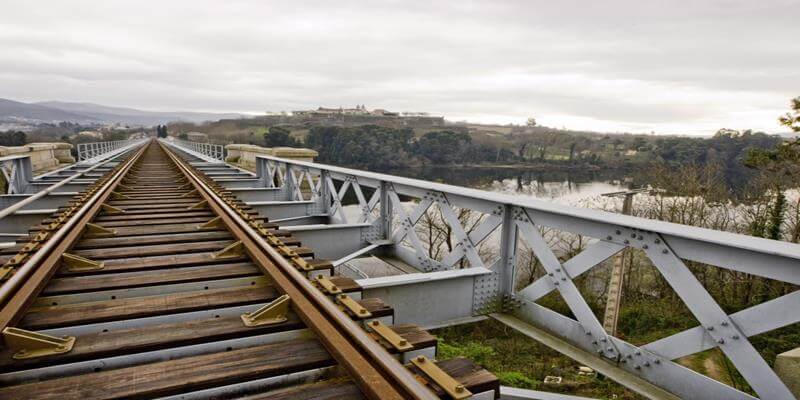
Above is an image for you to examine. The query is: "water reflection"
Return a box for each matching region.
[385,166,632,204]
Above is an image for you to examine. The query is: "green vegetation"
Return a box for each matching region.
[435,321,642,399]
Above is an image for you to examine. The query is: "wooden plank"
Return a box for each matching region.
[0,339,334,400]
[328,276,361,293]
[73,239,234,259]
[0,313,304,372]
[93,211,215,222]
[31,222,278,237]
[89,216,223,228]
[20,284,278,330]
[107,198,199,206]
[369,324,437,353]
[408,357,500,398]
[96,206,217,216]
[74,231,233,249]
[57,252,248,275]
[43,262,261,294]
[238,378,364,400]
[95,222,227,237]
[355,298,393,319]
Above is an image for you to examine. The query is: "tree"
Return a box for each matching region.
[778,96,800,132]
[413,131,471,164]
[263,126,299,147]
[742,97,800,239]
[305,125,414,169]
[526,117,537,127]
[0,131,27,146]
[178,133,188,140]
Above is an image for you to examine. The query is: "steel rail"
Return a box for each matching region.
[0,142,149,330]
[159,142,437,400]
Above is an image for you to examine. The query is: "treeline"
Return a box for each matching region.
[301,124,785,182]
[306,125,516,169]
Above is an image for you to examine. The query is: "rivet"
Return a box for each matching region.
[717,338,725,344]
[615,230,621,235]
[662,249,668,254]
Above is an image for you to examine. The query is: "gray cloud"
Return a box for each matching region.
[0,0,797,134]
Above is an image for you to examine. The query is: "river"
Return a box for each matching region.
[386,166,632,205]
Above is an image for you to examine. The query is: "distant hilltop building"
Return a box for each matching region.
[293,105,401,117]
[284,105,443,128]
[186,132,208,142]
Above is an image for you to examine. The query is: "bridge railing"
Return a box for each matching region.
[77,139,147,163]
[166,138,225,162]
[254,154,800,400]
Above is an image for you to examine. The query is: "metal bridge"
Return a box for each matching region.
[0,138,796,399]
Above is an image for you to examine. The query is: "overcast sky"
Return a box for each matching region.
[1,0,798,135]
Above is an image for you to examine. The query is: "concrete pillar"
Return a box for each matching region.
[224,144,318,171]
[775,347,800,398]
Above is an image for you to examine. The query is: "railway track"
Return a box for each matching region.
[0,139,499,399]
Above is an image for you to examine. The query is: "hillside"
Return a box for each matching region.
[0,98,98,124]
[0,98,247,126]
[35,101,245,125]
